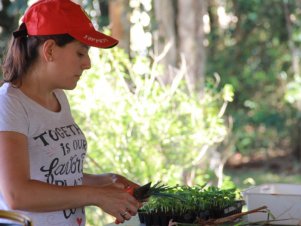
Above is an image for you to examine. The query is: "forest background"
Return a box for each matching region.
[1,0,301,225]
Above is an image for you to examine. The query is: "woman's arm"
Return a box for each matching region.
[83,173,140,188]
[0,131,139,223]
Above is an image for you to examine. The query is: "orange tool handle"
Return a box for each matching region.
[115,186,134,224]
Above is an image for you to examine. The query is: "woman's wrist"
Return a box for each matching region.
[111,174,139,188]
[110,173,130,187]
[110,173,119,183]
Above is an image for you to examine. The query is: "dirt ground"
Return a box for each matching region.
[225,150,298,174]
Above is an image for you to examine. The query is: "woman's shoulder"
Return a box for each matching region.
[0,83,29,134]
[0,82,11,94]
[0,83,22,101]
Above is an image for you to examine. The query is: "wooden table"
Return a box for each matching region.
[105,216,247,226]
[105,215,292,226]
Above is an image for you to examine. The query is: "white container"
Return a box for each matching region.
[243,183,301,225]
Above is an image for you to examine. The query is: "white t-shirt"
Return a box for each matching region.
[0,83,87,226]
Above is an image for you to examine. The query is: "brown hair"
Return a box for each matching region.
[1,26,75,86]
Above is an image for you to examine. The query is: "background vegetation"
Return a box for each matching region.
[2,0,301,225]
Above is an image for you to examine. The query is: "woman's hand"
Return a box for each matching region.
[83,173,142,222]
[92,183,140,223]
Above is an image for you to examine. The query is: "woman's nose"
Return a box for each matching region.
[82,56,91,70]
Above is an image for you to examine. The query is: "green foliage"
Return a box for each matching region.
[285,76,301,104]
[0,0,27,61]
[67,46,231,185]
[207,0,301,155]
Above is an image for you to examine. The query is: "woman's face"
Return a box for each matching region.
[47,40,91,90]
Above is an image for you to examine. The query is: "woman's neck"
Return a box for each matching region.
[19,78,61,112]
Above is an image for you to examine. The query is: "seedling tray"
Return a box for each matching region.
[138,200,244,226]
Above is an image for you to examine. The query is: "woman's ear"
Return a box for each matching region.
[41,39,56,62]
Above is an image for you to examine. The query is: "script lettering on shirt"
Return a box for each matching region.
[60,139,87,156]
[40,153,86,184]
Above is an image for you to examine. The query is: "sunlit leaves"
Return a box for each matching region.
[68,46,229,185]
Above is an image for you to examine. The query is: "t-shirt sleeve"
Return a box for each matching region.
[0,94,29,135]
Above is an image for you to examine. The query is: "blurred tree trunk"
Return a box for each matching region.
[108,0,130,53]
[153,0,207,94]
[177,0,207,94]
[153,0,177,84]
[283,0,301,160]
[177,0,209,184]
[207,0,221,60]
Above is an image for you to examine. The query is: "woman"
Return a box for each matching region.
[0,0,140,225]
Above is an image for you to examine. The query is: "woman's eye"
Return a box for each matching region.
[77,52,84,57]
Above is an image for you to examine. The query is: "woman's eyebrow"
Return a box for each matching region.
[82,44,90,50]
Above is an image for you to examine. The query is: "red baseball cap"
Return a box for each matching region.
[20,0,118,48]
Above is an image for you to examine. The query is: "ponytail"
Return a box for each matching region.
[2,34,29,85]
